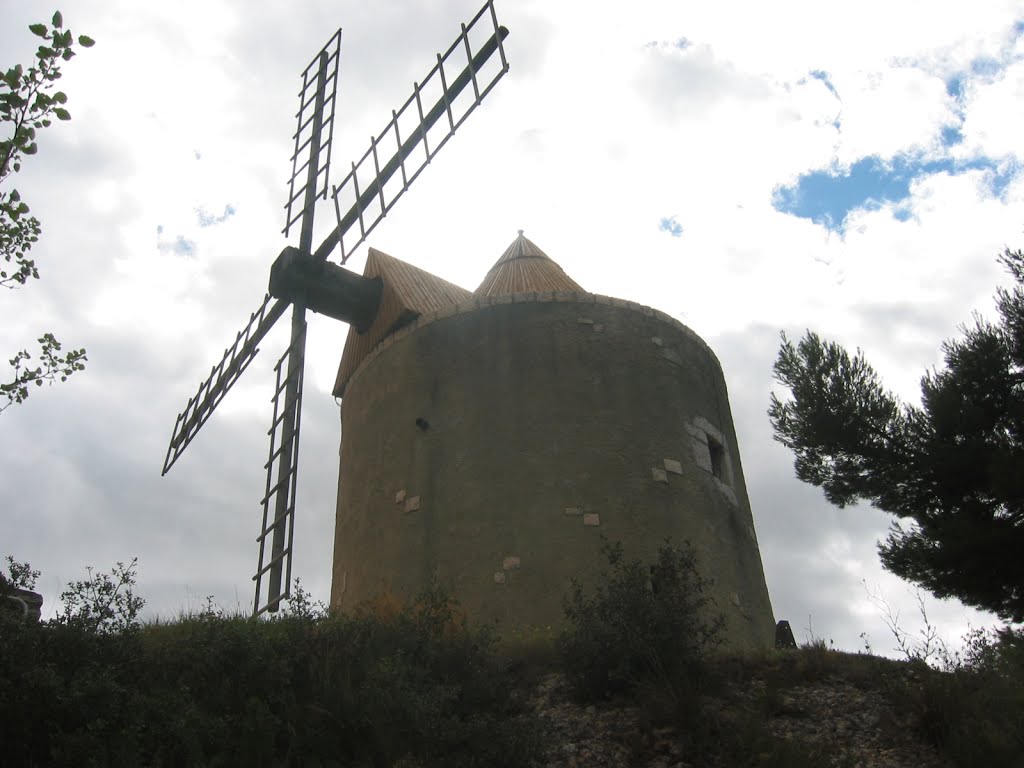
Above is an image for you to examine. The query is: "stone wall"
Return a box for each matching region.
[331,292,775,650]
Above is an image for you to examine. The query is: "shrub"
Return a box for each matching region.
[0,575,542,767]
[886,626,1024,768]
[559,538,724,701]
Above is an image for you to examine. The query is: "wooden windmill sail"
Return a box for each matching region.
[161,1,509,616]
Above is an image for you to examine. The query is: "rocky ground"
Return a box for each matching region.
[526,669,953,768]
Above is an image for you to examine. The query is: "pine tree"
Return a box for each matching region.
[769,248,1024,622]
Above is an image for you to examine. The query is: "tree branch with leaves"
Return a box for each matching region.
[1,11,92,413]
[769,248,1024,623]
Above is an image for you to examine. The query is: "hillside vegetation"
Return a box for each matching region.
[1,543,1021,767]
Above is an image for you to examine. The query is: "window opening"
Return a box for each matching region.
[707,434,727,483]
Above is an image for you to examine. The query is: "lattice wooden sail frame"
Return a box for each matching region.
[160,1,510,616]
[253,324,305,615]
[327,0,508,264]
[284,29,341,239]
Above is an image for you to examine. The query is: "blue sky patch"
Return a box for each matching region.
[157,235,197,257]
[773,154,1018,233]
[196,204,237,228]
[173,236,196,256]
[970,56,1003,77]
[809,69,840,100]
[659,216,683,237]
[945,75,964,99]
[940,125,963,147]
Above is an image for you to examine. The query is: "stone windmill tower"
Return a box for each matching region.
[330,232,776,649]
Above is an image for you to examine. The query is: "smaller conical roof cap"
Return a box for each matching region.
[474,231,583,296]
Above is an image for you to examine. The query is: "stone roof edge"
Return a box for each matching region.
[338,291,722,399]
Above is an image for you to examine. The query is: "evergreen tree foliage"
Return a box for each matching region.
[769,248,1024,622]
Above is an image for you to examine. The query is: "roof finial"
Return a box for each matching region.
[517,229,524,236]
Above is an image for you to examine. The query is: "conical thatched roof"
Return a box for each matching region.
[474,231,583,296]
[333,248,471,397]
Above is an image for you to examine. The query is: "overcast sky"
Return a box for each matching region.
[3,0,1023,655]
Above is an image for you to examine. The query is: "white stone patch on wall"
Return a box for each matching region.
[663,458,683,475]
[652,467,669,483]
[404,496,420,513]
[583,513,600,526]
[563,506,582,516]
[395,489,406,504]
[688,430,713,473]
[691,415,724,444]
[577,317,594,325]
[651,336,663,347]
[494,572,506,584]
[503,555,521,570]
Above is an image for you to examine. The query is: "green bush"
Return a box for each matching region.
[559,538,724,702]
[0,578,542,768]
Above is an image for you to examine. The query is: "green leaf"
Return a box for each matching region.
[28,23,47,37]
[54,107,71,121]
[53,91,67,103]
[2,66,20,88]
[52,11,63,28]
[62,48,74,61]
[78,35,95,48]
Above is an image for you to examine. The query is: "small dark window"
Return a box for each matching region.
[707,435,727,483]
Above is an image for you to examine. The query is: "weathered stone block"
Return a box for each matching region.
[503,555,521,570]
[663,458,683,475]
[652,467,668,483]
[691,438,713,472]
[582,513,600,526]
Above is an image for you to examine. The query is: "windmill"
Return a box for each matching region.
[161,1,509,616]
